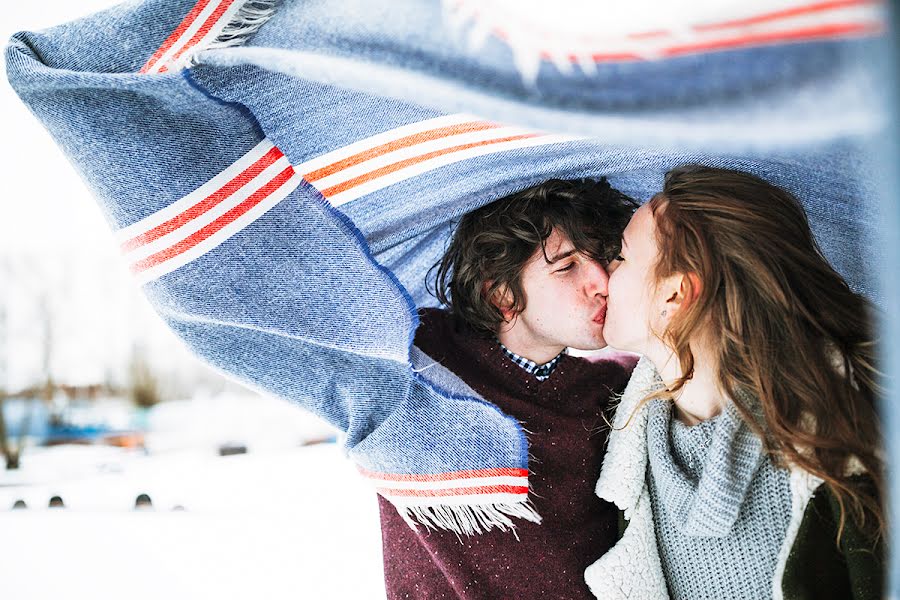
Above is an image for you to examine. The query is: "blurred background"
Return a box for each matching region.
[1,3,385,599]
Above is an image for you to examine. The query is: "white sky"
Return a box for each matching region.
[1,1,216,391]
[2,1,121,254]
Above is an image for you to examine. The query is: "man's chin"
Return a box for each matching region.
[568,337,608,354]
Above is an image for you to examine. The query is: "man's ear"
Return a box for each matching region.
[483,280,515,322]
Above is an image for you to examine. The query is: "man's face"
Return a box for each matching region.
[501,228,610,359]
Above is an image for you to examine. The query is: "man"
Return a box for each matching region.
[379,178,639,599]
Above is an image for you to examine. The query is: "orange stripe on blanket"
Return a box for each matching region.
[319,134,541,197]
[303,121,502,182]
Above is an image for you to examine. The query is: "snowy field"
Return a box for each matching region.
[0,443,386,600]
[0,393,388,600]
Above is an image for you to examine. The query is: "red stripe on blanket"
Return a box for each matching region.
[121,146,284,252]
[140,0,215,74]
[358,467,528,482]
[131,166,295,273]
[158,0,239,73]
[696,0,880,31]
[662,22,884,57]
[486,0,884,65]
[377,485,529,498]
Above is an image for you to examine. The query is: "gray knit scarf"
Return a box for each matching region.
[645,397,765,537]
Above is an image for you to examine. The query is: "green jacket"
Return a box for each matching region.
[780,477,883,600]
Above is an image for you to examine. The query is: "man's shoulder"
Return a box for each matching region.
[414,307,476,357]
[415,307,455,344]
[416,306,451,329]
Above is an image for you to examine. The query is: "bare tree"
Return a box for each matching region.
[0,257,60,469]
[0,258,17,468]
[128,343,161,408]
[0,258,27,469]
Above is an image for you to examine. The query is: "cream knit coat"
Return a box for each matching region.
[584,358,824,600]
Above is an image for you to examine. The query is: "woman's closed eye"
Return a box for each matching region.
[606,254,624,274]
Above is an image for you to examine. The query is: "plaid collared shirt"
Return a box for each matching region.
[498,342,565,381]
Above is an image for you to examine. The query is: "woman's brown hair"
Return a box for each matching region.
[649,165,884,542]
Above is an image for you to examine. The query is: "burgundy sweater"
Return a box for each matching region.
[378,308,637,600]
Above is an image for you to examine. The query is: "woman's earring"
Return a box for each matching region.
[660,310,667,317]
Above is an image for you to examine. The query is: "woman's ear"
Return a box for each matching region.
[664,272,702,316]
[685,272,702,305]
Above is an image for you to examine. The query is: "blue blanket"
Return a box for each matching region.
[6,0,895,537]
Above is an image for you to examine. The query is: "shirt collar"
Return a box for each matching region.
[497,342,565,381]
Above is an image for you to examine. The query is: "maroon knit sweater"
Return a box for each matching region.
[378,308,637,600]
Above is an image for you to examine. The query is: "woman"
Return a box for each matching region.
[585,165,884,600]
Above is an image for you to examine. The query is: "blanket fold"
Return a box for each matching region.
[5,0,890,534]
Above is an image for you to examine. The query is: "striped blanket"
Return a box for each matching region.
[5,0,891,533]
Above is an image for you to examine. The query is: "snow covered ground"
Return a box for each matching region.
[0,395,388,600]
[0,444,386,600]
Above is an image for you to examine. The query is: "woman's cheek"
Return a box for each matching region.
[604,289,626,347]
[607,270,621,301]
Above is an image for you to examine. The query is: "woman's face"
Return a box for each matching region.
[604,203,670,356]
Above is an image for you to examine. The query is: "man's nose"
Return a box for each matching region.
[584,259,610,297]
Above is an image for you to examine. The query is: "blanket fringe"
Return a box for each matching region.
[201,0,282,54]
[396,500,541,539]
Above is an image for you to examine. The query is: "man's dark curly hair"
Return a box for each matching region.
[430,178,637,336]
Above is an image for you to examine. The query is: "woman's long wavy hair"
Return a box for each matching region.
[649,165,884,542]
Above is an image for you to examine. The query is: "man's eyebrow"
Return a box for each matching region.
[546,248,577,264]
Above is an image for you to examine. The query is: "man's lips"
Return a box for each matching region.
[593,305,607,325]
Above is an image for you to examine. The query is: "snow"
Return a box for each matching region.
[0,444,387,600]
[0,394,387,599]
